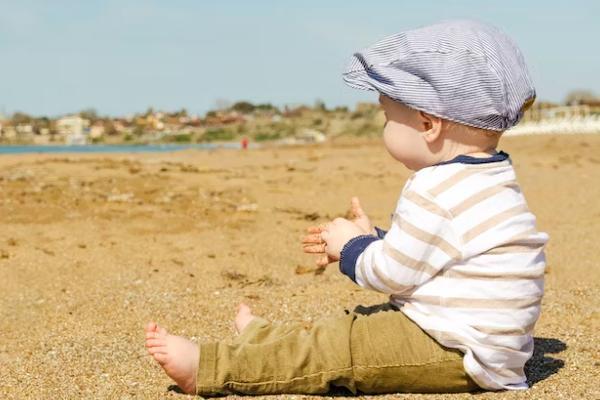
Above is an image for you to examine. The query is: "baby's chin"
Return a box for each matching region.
[394,156,425,171]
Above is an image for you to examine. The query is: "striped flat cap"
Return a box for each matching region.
[343,19,535,131]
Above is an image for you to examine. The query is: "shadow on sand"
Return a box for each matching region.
[525,337,566,386]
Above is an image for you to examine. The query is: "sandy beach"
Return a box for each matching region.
[1,134,598,399]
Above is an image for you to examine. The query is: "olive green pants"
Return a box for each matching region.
[196,303,479,396]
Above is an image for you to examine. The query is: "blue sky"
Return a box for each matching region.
[0,0,598,117]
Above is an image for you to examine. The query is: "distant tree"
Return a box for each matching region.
[11,112,32,124]
[202,128,235,142]
[255,103,278,112]
[104,121,118,136]
[133,125,145,136]
[79,108,98,121]
[231,101,255,114]
[34,117,51,132]
[173,108,188,118]
[168,133,192,143]
[565,90,596,106]
[254,131,282,142]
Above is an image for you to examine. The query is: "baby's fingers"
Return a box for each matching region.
[315,255,330,267]
[351,196,366,218]
[303,243,326,254]
[306,224,327,234]
[302,233,323,244]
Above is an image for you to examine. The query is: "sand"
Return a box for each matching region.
[0,135,598,399]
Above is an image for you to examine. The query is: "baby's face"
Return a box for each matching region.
[378,94,433,170]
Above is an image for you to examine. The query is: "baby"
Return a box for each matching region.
[145,19,548,395]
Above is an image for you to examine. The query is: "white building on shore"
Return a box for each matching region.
[56,115,90,145]
[507,105,600,136]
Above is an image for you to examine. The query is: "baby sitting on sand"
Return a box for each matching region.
[145,20,548,395]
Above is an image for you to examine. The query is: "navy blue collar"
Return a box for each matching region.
[435,150,509,166]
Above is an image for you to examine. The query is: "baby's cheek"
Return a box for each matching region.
[383,130,405,160]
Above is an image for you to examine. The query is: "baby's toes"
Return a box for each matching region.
[145,322,158,333]
[146,338,167,348]
[237,303,251,315]
[147,345,168,355]
[146,330,160,340]
[157,326,168,338]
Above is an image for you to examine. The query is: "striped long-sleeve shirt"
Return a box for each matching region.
[339,151,548,391]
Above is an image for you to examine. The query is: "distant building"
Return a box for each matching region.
[296,128,326,143]
[280,128,327,145]
[565,91,600,107]
[89,123,105,139]
[16,124,34,134]
[57,115,89,145]
[204,110,246,126]
[56,115,89,136]
[147,114,165,130]
[508,104,600,136]
[2,126,17,139]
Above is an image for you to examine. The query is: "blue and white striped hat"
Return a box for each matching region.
[343,20,535,131]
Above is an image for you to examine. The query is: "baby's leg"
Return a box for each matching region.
[196,307,357,396]
[349,307,479,393]
[144,303,256,395]
[146,303,477,396]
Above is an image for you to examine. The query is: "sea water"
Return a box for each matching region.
[0,143,253,154]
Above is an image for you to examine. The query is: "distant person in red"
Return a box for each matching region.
[241,137,249,150]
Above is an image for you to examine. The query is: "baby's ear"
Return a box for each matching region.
[418,111,443,143]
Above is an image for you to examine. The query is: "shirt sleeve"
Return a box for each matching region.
[339,189,461,295]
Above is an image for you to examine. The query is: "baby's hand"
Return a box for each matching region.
[302,197,374,267]
[302,219,364,266]
[320,218,366,261]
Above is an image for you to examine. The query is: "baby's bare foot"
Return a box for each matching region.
[234,303,256,334]
[144,322,199,395]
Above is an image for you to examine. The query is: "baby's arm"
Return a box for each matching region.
[341,192,460,295]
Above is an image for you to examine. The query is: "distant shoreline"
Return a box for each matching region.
[0,142,261,155]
